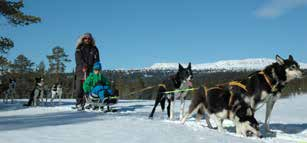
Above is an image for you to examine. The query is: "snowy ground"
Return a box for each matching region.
[0,95,307,143]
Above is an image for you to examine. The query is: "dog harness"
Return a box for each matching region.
[229,81,248,92]
[227,71,278,116]
[258,71,278,93]
[203,82,248,119]
[158,84,167,89]
[227,81,248,118]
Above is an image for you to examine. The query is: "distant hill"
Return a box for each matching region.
[145,58,307,71]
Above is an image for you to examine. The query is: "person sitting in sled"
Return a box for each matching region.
[83,62,113,107]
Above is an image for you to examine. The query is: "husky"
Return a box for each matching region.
[24,77,45,106]
[182,55,303,134]
[181,85,261,137]
[149,63,193,120]
[3,79,16,104]
[50,83,63,105]
[240,55,303,132]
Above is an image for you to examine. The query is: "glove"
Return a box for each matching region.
[82,66,87,72]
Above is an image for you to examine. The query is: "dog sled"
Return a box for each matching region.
[72,87,119,112]
[85,90,119,112]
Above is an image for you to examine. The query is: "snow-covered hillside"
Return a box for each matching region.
[147,58,307,71]
[0,95,307,143]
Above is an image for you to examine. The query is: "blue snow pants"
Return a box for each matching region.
[90,85,113,102]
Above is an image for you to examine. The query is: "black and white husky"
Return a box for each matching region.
[3,79,16,104]
[24,77,45,107]
[50,83,63,105]
[181,86,261,137]
[149,63,193,120]
[241,55,303,132]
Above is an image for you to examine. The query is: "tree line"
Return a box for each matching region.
[2,69,306,100]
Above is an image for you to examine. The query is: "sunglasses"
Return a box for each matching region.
[83,37,91,40]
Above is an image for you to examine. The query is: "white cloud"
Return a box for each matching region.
[255,0,307,18]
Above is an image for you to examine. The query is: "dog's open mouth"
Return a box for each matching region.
[186,80,193,87]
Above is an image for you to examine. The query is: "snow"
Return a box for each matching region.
[147,58,307,71]
[0,95,307,143]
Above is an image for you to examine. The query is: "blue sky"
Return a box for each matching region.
[1,0,307,71]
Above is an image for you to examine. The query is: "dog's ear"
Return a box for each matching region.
[179,63,184,71]
[246,108,253,116]
[276,55,285,65]
[289,55,294,61]
[187,62,192,69]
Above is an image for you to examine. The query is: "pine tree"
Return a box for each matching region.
[0,37,14,72]
[0,37,14,55]
[0,0,41,26]
[0,56,9,73]
[11,54,34,73]
[0,0,41,71]
[47,46,71,81]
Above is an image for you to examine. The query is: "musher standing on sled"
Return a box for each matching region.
[75,33,100,110]
[83,62,113,110]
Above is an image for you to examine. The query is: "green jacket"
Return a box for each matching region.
[83,72,110,93]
